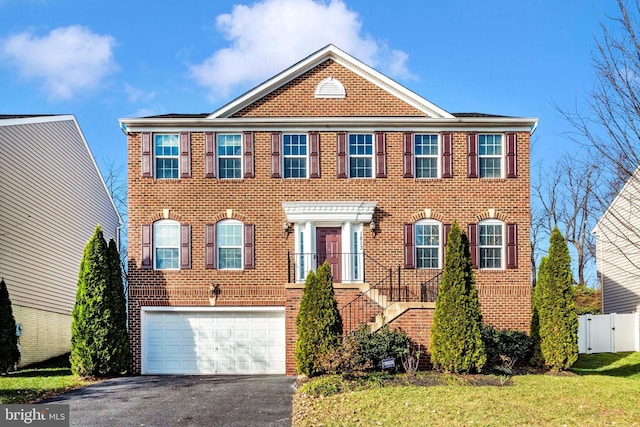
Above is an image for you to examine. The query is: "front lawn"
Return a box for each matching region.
[293,352,640,426]
[0,354,97,404]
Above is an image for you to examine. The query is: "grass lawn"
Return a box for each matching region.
[293,352,640,426]
[0,354,97,404]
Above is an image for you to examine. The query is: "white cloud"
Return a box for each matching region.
[189,0,416,100]
[124,83,156,104]
[0,25,118,100]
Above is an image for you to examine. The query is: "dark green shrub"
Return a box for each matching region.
[430,221,486,373]
[352,324,411,371]
[482,325,533,373]
[531,227,578,370]
[320,332,372,378]
[295,262,343,377]
[0,279,20,372]
[71,226,131,377]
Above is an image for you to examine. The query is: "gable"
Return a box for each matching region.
[232,59,427,118]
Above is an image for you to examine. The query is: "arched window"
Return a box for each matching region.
[415,219,442,269]
[216,219,244,269]
[153,219,180,269]
[478,219,504,269]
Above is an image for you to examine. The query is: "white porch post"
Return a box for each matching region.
[343,221,353,282]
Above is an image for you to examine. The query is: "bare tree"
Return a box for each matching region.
[532,153,601,286]
[102,157,128,285]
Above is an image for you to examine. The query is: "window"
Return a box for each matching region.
[217,220,243,269]
[154,134,179,178]
[217,134,242,178]
[154,220,180,269]
[478,134,503,178]
[479,220,503,269]
[349,134,373,178]
[415,220,441,269]
[283,134,308,178]
[415,134,439,178]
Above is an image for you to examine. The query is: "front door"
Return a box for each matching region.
[316,227,341,283]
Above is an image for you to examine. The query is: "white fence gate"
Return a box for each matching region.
[578,313,640,354]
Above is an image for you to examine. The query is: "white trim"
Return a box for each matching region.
[478,219,506,270]
[315,77,346,98]
[206,45,453,119]
[283,201,377,223]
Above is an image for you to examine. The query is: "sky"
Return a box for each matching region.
[0,0,618,181]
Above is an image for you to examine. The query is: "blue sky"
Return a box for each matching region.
[0,0,617,176]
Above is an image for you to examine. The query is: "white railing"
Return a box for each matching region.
[578,313,640,353]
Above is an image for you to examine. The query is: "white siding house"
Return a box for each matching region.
[593,169,640,314]
[0,115,121,365]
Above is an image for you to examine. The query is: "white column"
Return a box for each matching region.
[304,221,314,275]
[343,221,352,282]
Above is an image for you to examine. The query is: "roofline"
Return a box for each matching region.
[0,114,71,127]
[592,165,640,234]
[119,116,538,134]
[207,44,455,120]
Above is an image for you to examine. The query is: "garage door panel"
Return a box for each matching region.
[143,309,285,375]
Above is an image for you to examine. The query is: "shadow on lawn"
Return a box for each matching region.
[571,353,640,379]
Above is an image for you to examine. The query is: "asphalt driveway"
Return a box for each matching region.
[39,375,296,427]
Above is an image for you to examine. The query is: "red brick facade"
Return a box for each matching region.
[124,46,534,375]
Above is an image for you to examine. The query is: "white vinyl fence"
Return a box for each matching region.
[578,313,640,354]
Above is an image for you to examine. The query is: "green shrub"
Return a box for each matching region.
[352,324,411,371]
[320,332,372,378]
[0,279,20,372]
[71,226,131,377]
[295,263,343,377]
[430,221,486,373]
[482,325,532,373]
[531,227,579,371]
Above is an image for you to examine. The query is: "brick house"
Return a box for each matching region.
[120,45,537,375]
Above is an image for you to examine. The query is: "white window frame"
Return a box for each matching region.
[282,133,309,179]
[415,219,442,269]
[154,134,179,179]
[348,133,374,178]
[217,134,243,179]
[479,219,505,270]
[153,219,180,270]
[478,134,504,178]
[414,134,440,179]
[216,219,243,270]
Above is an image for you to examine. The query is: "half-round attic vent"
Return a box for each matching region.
[314,77,346,98]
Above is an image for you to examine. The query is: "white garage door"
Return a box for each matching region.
[142,308,285,375]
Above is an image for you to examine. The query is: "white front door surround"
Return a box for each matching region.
[282,201,377,283]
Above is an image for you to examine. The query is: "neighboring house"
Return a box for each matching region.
[0,115,121,366]
[120,45,537,375]
[593,169,640,314]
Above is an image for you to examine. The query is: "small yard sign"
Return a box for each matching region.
[381,358,395,370]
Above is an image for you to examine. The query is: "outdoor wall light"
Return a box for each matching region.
[370,220,376,237]
[283,221,292,236]
[209,283,220,306]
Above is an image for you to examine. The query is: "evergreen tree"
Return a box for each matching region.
[430,221,486,373]
[531,227,578,370]
[295,262,343,377]
[0,279,20,372]
[71,226,130,376]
